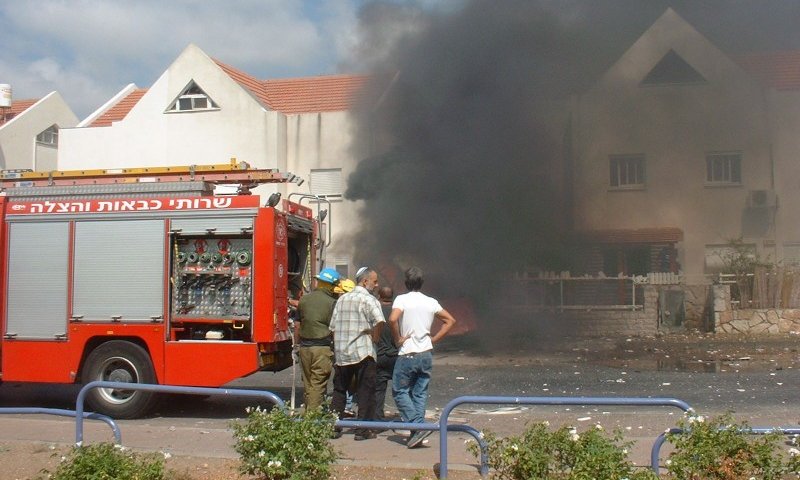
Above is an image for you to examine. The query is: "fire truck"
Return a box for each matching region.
[0,160,324,418]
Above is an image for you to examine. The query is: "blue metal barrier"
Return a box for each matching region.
[75,382,284,445]
[336,419,489,476]
[0,407,121,444]
[437,396,693,479]
[651,426,800,473]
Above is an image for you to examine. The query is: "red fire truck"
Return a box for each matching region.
[0,161,323,418]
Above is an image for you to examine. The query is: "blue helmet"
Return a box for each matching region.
[316,267,340,285]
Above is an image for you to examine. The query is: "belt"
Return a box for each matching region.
[400,349,431,357]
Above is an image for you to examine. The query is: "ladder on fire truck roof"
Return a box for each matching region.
[0,159,301,200]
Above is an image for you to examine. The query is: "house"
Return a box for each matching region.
[567,8,800,285]
[59,44,368,277]
[0,91,78,172]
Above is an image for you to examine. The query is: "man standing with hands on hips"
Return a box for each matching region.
[390,266,457,448]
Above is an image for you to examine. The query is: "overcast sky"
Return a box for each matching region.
[0,0,373,118]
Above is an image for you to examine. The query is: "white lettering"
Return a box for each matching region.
[175,199,193,209]
[213,198,232,208]
[196,198,212,209]
[120,201,136,211]
[149,199,162,210]
[98,201,114,212]
[68,202,89,212]
[31,203,44,213]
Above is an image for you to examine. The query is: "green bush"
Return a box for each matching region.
[665,413,788,480]
[231,406,337,480]
[44,442,165,480]
[469,421,657,480]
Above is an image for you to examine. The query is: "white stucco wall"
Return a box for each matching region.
[0,91,78,171]
[284,110,364,273]
[59,45,279,171]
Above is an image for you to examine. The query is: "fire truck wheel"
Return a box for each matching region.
[83,341,158,419]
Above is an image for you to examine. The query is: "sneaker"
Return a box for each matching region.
[407,430,432,448]
[354,431,377,441]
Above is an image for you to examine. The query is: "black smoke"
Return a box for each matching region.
[343,0,800,324]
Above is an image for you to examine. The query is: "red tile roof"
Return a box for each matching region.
[0,98,38,127]
[577,227,684,244]
[215,59,368,114]
[90,88,147,127]
[736,50,800,91]
[86,61,368,127]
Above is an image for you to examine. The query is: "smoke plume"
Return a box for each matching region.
[343,0,800,330]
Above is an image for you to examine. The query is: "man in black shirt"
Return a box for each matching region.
[375,286,398,422]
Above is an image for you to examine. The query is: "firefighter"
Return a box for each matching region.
[294,267,340,412]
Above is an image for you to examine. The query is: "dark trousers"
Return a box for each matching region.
[331,356,377,434]
[375,354,397,421]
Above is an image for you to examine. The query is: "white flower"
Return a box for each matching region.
[542,420,550,426]
[267,460,282,468]
[595,424,604,431]
[665,459,672,466]
[258,450,265,458]
[245,406,252,413]
[245,435,255,442]
[60,455,67,462]
[510,444,519,451]
[307,443,313,450]
[479,431,485,439]
[162,452,172,459]
[789,447,800,457]
[622,448,628,455]
[571,433,580,442]
[113,444,127,451]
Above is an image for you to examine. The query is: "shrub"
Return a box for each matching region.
[469,421,657,480]
[44,442,165,480]
[665,413,788,480]
[231,406,337,480]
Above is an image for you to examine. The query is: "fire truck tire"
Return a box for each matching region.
[83,341,158,419]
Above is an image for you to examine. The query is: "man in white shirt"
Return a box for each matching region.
[389,267,456,448]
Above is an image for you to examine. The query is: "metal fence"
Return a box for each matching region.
[510,275,650,310]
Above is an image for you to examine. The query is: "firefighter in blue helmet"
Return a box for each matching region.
[294,267,340,411]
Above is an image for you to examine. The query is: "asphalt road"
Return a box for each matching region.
[1,334,797,426]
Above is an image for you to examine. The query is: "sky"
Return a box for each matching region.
[2,1,799,120]
[0,0,370,118]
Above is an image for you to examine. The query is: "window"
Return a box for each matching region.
[609,154,645,188]
[36,124,58,146]
[641,50,707,86]
[706,152,741,185]
[166,81,218,112]
[325,253,350,279]
[783,243,800,266]
[310,168,343,199]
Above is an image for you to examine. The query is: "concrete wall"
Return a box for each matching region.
[0,92,78,170]
[557,286,659,336]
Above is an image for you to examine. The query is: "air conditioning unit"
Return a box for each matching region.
[747,189,778,208]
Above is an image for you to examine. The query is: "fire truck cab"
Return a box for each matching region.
[0,161,323,418]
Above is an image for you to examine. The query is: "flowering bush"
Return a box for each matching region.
[231,406,337,480]
[469,421,657,479]
[665,413,790,480]
[44,442,165,480]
